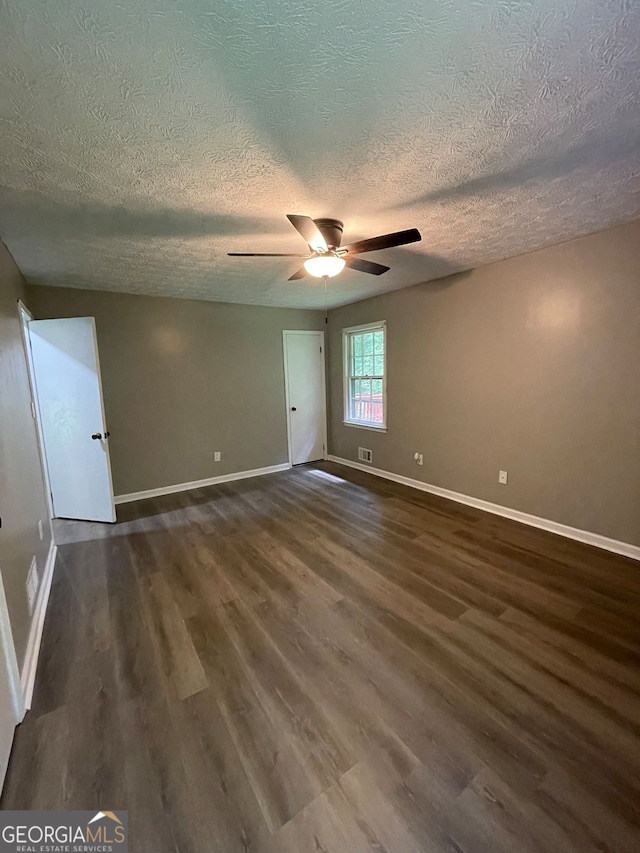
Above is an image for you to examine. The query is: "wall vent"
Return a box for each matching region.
[358,447,373,463]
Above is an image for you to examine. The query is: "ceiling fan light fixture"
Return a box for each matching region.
[303,254,346,278]
[229,214,421,279]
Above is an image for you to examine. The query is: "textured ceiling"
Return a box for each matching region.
[1,0,639,309]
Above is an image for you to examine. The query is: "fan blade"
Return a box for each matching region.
[344,256,389,276]
[288,267,307,281]
[286,214,328,252]
[228,252,307,257]
[343,228,421,255]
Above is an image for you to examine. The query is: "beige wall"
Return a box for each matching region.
[328,220,640,547]
[27,286,324,497]
[0,240,53,667]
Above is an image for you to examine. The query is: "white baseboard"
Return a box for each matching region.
[114,462,292,505]
[21,540,58,710]
[327,455,640,562]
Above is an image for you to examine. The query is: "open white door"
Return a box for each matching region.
[283,331,327,466]
[28,318,115,522]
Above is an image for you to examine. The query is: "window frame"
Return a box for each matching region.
[342,320,387,431]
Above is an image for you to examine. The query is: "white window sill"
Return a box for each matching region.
[343,421,388,433]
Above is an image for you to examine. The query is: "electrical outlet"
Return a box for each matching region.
[38,519,43,540]
[499,470,508,485]
[214,451,221,462]
[358,447,372,463]
[26,557,39,615]
[413,452,423,466]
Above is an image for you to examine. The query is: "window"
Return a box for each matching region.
[343,321,386,430]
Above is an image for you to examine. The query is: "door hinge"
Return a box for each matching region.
[30,400,36,419]
[320,346,322,352]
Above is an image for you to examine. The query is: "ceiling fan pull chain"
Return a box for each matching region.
[324,275,328,324]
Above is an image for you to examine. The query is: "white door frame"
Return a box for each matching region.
[17,301,53,519]
[282,330,328,466]
[0,570,25,725]
[0,567,25,792]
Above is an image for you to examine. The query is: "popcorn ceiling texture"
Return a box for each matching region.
[0,0,639,309]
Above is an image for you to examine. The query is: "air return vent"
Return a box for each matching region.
[358,447,372,463]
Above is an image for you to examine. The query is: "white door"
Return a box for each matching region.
[0,570,25,790]
[28,318,116,522]
[283,331,327,466]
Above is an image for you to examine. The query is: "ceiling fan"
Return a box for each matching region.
[228,215,422,280]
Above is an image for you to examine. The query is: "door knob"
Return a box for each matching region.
[291,407,297,411]
[91,433,102,440]
[105,431,110,437]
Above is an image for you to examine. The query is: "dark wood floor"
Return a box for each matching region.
[3,462,640,852]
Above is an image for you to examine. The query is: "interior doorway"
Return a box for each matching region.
[283,330,327,466]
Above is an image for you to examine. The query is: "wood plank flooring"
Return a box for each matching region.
[3,461,640,852]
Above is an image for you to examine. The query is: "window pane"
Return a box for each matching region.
[351,378,366,421]
[353,335,362,357]
[363,333,374,356]
[351,377,379,422]
[374,331,384,354]
[362,355,374,376]
[372,379,383,396]
[374,355,384,375]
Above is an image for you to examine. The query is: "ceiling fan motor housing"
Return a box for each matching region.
[313,218,344,250]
